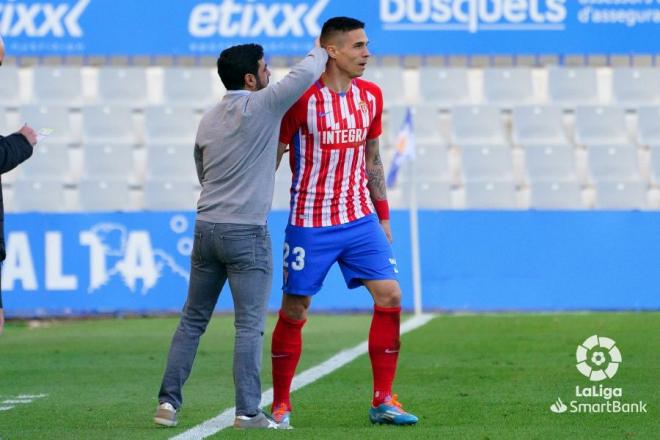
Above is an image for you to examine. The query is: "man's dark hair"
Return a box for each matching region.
[216,44,264,90]
[320,17,365,46]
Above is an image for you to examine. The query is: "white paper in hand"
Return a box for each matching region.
[37,128,54,143]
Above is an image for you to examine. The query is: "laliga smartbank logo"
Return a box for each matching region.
[576,334,621,382]
[380,0,567,33]
[550,335,648,415]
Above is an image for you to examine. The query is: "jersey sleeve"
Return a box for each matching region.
[279,99,304,145]
[367,84,383,140]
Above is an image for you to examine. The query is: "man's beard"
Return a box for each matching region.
[255,76,268,90]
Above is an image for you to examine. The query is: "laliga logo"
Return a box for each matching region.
[0,0,89,37]
[576,335,622,382]
[189,0,329,38]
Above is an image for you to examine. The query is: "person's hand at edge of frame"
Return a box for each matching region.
[17,124,38,146]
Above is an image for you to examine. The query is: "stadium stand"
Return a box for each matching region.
[529,179,584,210]
[143,178,199,211]
[547,67,600,107]
[611,67,660,108]
[463,180,518,209]
[594,179,647,210]
[32,66,84,107]
[96,67,149,108]
[1,63,659,212]
[0,65,21,108]
[82,105,138,145]
[483,67,535,108]
[82,142,137,181]
[162,66,225,109]
[417,67,471,107]
[77,178,132,211]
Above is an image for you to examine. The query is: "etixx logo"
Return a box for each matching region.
[575,335,622,382]
[189,0,330,38]
[0,0,90,37]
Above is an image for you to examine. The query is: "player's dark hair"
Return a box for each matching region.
[217,44,264,90]
[320,17,365,46]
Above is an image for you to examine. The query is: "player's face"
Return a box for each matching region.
[255,58,270,90]
[333,29,370,78]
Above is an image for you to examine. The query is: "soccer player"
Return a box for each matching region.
[270,17,418,428]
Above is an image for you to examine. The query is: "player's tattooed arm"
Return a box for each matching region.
[365,138,387,201]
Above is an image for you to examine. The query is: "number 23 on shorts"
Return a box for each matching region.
[283,242,306,271]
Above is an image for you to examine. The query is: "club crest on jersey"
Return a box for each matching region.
[359,101,369,114]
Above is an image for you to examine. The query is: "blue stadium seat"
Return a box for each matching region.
[32,66,83,107]
[82,105,137,144]
[483,67,535,108]
[362,65,406,106]
[460,144,514,181]
[162,67,223,109]
[594,179,647,209]
[144,105,199,145]
[524,143,577,182]
[587,144,640,181]
[415,179,452,209]
[548,67,599,108]
[574,106,629,146]
[451,105,506,146]
[612,67,660,108]
[637,106,660,146]
[512,105,567,146]
[11,178,68,212]
[97,67,148,108]
[82,142,136,180]
[413,142,450,180]
[146,143,197,181]
[464,179,518,209]
[529,179,583,209]
[18,142,72,181]
[78,178,132,211]
[0,65,22,107]
[143,178,198,210]
[418,67,470,108]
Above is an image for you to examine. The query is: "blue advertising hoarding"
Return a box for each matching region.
[3,210,659,317]
[0,0,658,57]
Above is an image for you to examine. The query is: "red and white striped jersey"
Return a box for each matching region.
[279,78,383,227]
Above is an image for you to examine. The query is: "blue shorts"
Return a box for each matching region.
[282,214,399,296]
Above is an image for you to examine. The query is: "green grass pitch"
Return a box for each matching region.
[1,312,657,439]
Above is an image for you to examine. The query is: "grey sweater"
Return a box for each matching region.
[194,47,327,225]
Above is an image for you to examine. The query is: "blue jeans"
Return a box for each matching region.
[158,220,273,416]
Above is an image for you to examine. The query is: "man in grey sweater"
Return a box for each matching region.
[154,43,327,429]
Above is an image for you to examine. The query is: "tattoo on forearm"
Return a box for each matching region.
[367,149,387,201]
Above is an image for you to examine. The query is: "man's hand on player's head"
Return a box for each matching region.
[380,219,393,243]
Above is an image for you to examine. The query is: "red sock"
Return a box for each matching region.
[369,305,401,407]
[271,309,306,410]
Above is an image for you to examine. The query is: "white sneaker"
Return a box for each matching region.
[233,412,280,429]
[154,402,177,427]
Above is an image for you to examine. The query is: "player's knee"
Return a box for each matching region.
[373,284,402,308]
[281,294,310,320]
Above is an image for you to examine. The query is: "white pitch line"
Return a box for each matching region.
[171,313,436,440]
